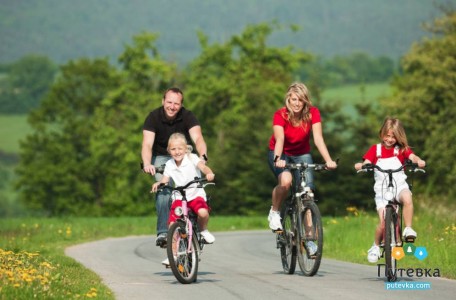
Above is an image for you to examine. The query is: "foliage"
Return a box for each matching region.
[15,58,122,216]
[183,22,311,215]
[383,9,456,198]
[0,55,57,113]
[13,8,456,216]
[299,53,396,89]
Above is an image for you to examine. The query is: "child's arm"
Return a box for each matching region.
[354,159,372,171]
[197,161,215,181]
[151,175,170,193]
[408,153,426,168]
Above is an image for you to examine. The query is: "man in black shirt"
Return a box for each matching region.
[142,87,208,247]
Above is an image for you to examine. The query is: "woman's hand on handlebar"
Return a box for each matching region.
[326,160,338,170]
[206,173,215,182]
[275,159,286,168]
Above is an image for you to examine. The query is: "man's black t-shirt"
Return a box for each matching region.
[143,106,200,156]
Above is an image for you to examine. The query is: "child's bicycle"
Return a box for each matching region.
[156,177,214,284]
[357,160,425,282]
[277,162,330,276]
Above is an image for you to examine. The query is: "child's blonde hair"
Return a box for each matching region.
[379,117,410,151]
[167,132,193,154]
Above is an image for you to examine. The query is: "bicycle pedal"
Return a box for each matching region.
[404,236,416,243]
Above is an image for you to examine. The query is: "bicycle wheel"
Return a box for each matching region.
[167,221,199,284]
[297,201,323,276]
[384,206,397,282]
[279,201,297,274]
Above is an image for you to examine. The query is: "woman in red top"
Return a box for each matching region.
[267,82,337,231]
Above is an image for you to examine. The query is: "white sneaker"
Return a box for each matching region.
[305,241,318,256]
[268,209,283,231]
[402,227,417,239]
[201,230,215,244]
[161,257,169,266]
[367,244,381,263]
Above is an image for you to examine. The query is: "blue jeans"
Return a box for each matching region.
[152,155,173,236]
[267,150,315,191]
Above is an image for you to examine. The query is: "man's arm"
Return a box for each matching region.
[189,125,208,161]
[142,130,156,174]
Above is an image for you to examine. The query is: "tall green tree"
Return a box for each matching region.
[183,23,311,214]
[15,33,180,216]
[0,55,57,113]
[384,9,456,197]
[16,58,121,215]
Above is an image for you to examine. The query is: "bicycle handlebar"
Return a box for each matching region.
[157,177,214,194]
[285,162,330,171]
[357,161,425,174]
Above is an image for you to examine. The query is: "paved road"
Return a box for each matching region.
[66,230,455,300]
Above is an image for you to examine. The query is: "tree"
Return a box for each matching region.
[183,23,311,214]
[16,58,121,215]
[15,33,180,216]
[383,9,456,197]
[0,55,57,113]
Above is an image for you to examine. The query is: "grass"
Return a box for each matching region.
[1,199,454,299]
[322,82,391,104]
[321,82,391,115]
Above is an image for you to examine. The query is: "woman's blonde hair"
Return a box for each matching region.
[379,117,410,151]
[284,82,313,127]
[167,133,193,154]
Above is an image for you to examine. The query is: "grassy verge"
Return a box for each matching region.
[1,199,454,299]
[324,199,456,279]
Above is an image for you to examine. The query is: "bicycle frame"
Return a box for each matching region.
[278,162,327,277]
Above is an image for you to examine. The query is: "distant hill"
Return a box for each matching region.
[0,0,450,66]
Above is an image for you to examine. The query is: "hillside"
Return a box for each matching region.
[0,0,450,65]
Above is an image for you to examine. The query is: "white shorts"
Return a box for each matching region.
[374,182,410,210]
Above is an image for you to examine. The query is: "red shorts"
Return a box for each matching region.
[168,196,209,224]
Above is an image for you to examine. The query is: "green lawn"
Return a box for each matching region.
[322,82,391,104]
[321,82,391,115]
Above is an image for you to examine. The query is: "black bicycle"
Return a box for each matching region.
[277,162,329,276]
[157,177,214,284]
[357,161,425,282]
